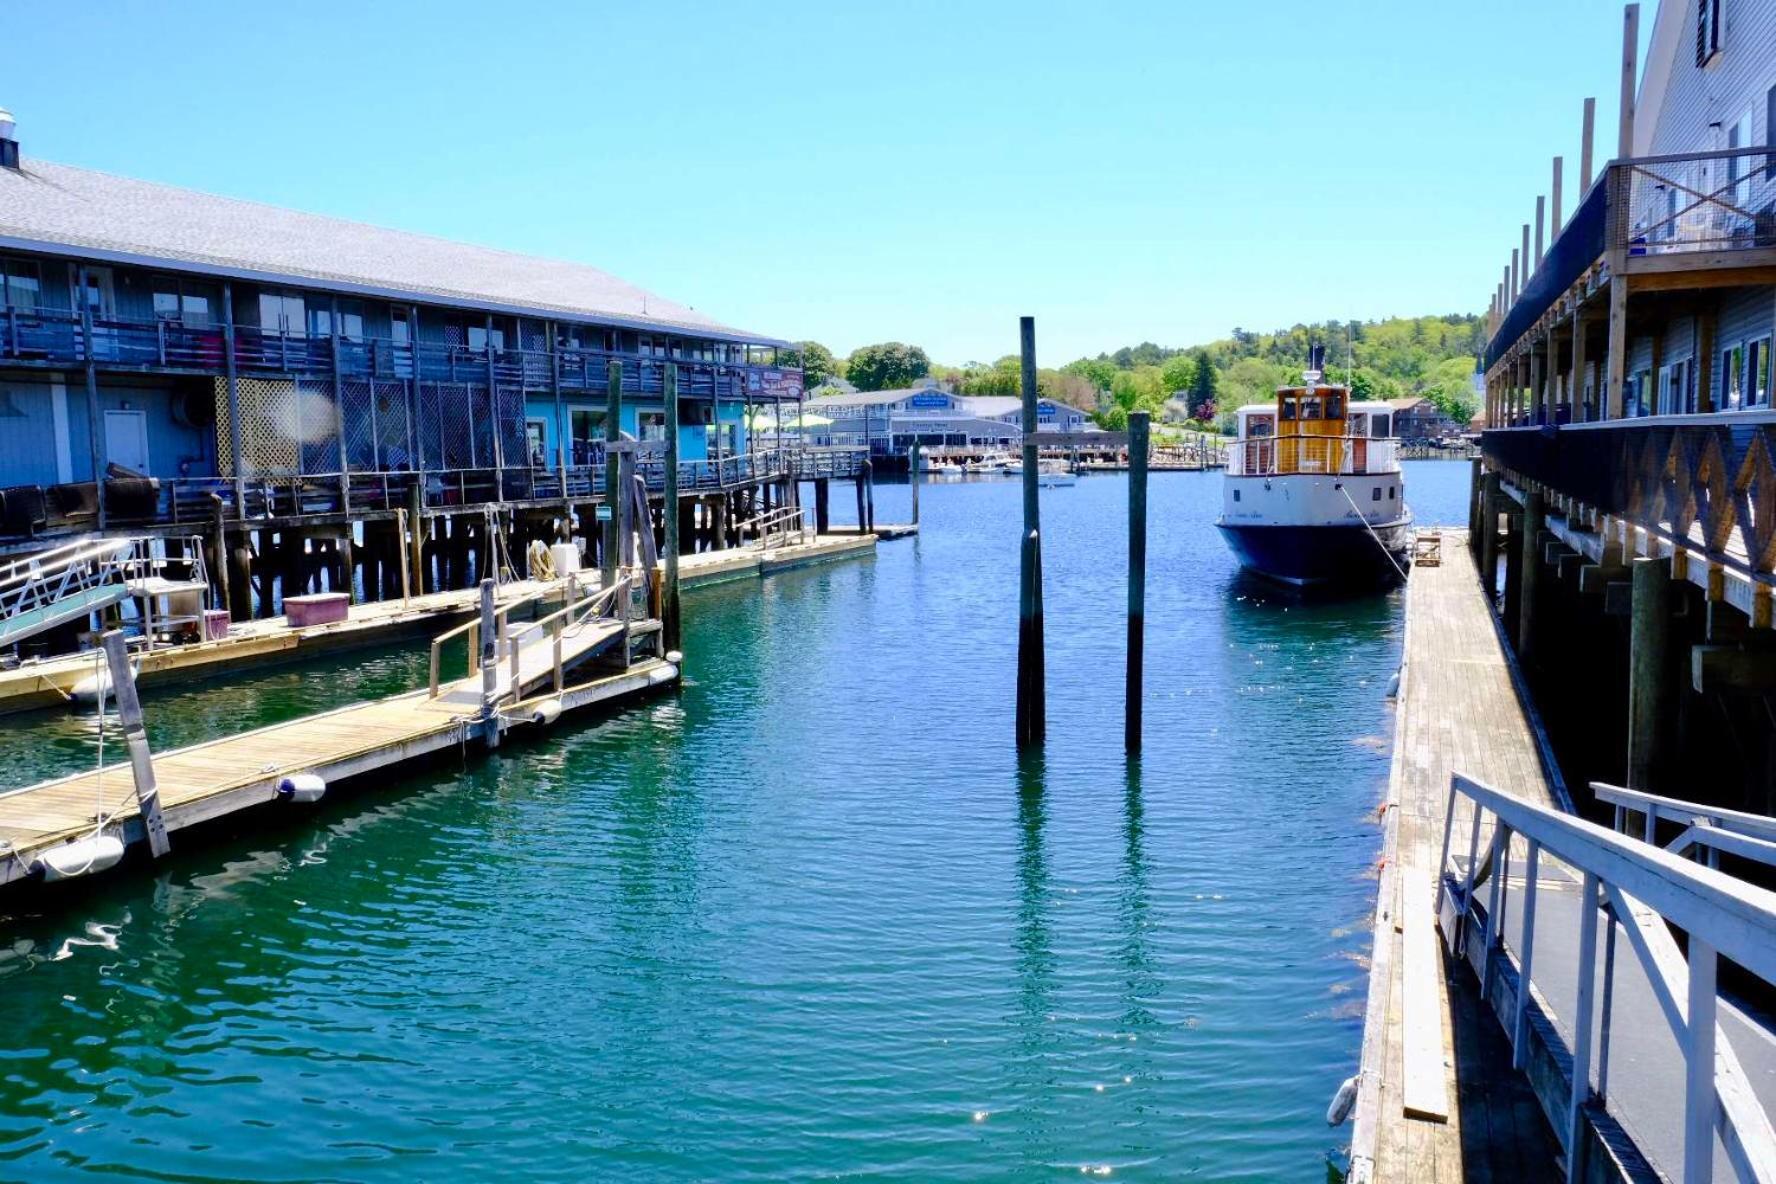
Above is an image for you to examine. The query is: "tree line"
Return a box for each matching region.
[799,313,1483,433]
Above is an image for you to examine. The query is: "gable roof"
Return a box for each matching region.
[0,158,786,345]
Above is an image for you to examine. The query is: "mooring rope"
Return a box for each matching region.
[1339,485,1410,583]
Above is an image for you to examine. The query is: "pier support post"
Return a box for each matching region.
[855,474,867,535]
[1503,509,1523,628]
[1125,411,1148,754]
[407,481,425,594]
[602,362,623,588]
[209,495,231,614]
[102,630,170,858]
[228,532,254,622]
[909,440,921,526]
[663,363,682,653]
[1518,490,1545,662]
[1468,457,1482,542]
[1480,471,1501,597]
[814,478,830,534]
[1015,316,1046,749]
[1627,555,1671,789]
[863,460,875,533]
[479,578,500,750]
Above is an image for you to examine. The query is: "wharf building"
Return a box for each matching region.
[0,110,855,635]
[1478,0,1776,818]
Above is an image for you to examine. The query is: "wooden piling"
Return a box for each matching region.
[228,532,254,622]
[1015,315,1045,749]
[602,361,623,587]
[663,362,682,653]
[814,478,830,534]
[863,460,875,533]
[1518,489,1544,662]
[1627,555,1670,789]
[209,496,231,614]
[102,630,170,858]
[1480,471,1501,597]
[479,578,499,750]
[1125,410,1148,754]
[910,440,921,526]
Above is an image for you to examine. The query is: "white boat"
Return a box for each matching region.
[1036,462,1075,488]
[936,462,963,476]
[1003,460,1024,475]
[1215,354,1410,588]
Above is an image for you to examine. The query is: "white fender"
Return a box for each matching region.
[37,834,126,882]
[277,773,327,803]
[529,699,563,726]
[1326,1074,1359,1126]
[70,660,136,708]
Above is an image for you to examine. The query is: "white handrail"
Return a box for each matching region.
[1444,773,1776,1184]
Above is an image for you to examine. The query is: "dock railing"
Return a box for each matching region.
[734,505,809,550]
[425,575,633,700]
[1440,772,1776,1184]
[498,574,634,700]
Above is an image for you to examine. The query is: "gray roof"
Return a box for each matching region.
[805,387,932,408]
[0,158,785,345]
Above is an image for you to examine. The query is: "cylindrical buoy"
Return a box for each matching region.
[37,834,126,882]
[529,699,563,726]
[276,773,327,803]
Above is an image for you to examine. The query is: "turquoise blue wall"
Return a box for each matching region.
[523,395,743,467]
[0,377,212,485]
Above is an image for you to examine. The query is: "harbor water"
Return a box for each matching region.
[0,461,1471,1181]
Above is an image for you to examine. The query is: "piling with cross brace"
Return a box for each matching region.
[478,578,499,749]
[1015,316,1046,749]
[1126,410,1148,754]
[1627,554,1671,789]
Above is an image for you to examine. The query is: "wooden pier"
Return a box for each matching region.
[1351,528,1565,1181]
[0,579,672,891]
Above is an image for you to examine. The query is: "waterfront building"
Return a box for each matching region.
[0,111,832,607]
[1478,0,1776,807]
[805,382,1091,456]
[1385,395,1461,443]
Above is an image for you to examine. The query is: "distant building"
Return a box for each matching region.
[804,387,1090,455]
[1386,396,1460,443]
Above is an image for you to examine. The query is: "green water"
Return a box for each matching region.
[0,462,1472,1181]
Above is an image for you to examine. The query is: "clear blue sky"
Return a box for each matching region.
[8,0,1650,365]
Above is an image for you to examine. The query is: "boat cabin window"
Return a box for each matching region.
[1244,413,1275,439]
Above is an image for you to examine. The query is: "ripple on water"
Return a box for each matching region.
[0,462,1480,1179]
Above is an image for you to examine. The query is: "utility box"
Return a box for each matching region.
[284,593,350,628]
[550,542,581,576]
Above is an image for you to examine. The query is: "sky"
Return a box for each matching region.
[7,0,1655,366]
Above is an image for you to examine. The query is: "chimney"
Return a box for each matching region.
[0,108,18,170]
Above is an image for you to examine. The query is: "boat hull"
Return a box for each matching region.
[1216,518,1411,588]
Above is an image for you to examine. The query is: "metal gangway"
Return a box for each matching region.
[1439,773,1776,1184]
[0,537,209,652]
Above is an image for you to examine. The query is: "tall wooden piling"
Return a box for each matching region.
[1627,555,1670,789]
[1125,411,1149,754]
[1015,316,1046,749]
[663,362,682,653]
[910,440,922,525]
[479,578,500,750]
[602,361,623,587]
[1518,489,1545,662]
[1480,471,1502,597]
[102,630,170,858]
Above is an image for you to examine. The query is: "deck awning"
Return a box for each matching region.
[1484,177,1608,371]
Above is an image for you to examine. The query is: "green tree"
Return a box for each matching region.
[1062,357,1118,393]
[846,342,931,392]
[1096,367,1166,430]
[1160,353,1197,396]
[1188,350,1218,419]
[799,341,838,389]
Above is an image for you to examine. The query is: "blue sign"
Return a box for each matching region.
[909,392,951,409]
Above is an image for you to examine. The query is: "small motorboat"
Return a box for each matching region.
[1037,462,1076,488]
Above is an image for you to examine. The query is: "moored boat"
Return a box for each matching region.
[1215,359,1411,588]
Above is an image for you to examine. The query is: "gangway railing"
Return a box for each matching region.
[0,537,183,650]
[426,575,633,700]
[734,505,810,551]
[1440,773,1776,1184]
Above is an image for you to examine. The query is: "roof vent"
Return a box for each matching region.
[0,108,17,170]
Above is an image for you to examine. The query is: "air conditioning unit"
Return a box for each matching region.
[171,385,217,429]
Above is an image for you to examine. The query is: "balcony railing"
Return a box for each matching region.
[1487,147,1776,370]
[1225,434,1399,477]
[0,305,803,402]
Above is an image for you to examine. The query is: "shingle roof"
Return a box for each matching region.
[805,387,929,407]
[0,158,785,344]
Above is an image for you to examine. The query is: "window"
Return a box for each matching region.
[151,277,213,326]
[336,300,365,341]
[467,323,506,351]
[1727,110,1753,209]
[1749,337,1772,407]
[638,411,666,442]
[3,257,41,312]
[258,291,305,335]
[1371,486,1382,502]
[1697,0,1721,64]
[569,409,605,465]
[1723,344,1746,409]
[1660,358,1694,414]
[525,420,548,467]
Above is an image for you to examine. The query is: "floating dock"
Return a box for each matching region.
[1351,528,1565,1181]
[0,581,673,891]
[0,533,877,717]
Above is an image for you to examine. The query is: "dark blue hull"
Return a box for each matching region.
[1216,518,1411,588]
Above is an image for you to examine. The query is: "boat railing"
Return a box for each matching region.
[1439,772,1776,1184]
[1225,434,1399,477]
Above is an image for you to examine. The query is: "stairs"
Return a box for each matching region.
[0,538,143,650]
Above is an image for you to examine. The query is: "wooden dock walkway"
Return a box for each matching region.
[1350,528,1565,1182]
[0,582,672,891]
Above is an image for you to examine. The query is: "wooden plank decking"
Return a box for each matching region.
[1350,529,1565,1182]
[0,613,647,889]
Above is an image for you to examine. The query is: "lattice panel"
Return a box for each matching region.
[374,381,415,471]
[437,382,477,470]
[214,376,305,476]
[296,378,341,476]
[341,378,377,472]
[497,384,526,468]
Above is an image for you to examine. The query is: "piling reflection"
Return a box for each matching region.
[1119,757,1157,1033]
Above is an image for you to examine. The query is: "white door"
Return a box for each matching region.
[104,409,151,474]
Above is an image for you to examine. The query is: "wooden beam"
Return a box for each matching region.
[1581,97,1597,191]
[1606,266,1628,418]
[1692,645,1776,694]
[1618,4,1639,158]
[1400,864,1450,1122]
[1535,194,1546,267]
[1552,156,1564,232]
